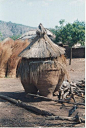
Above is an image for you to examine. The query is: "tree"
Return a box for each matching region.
[59,19,65,28]
[54,20,85,65]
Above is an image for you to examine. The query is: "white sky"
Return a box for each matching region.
[0,0,85,28]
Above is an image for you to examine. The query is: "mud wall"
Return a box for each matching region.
[64,45,85,58]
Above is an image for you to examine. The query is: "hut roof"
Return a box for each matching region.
[19,24,65,59]
[18,28,55,41]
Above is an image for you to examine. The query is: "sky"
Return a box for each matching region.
[0,0,85,28]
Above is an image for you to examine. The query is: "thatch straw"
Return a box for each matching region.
[7,39,29,78]
[0,43,3,55]
[18,28,56,41]
[2,37,14,48]
[19,24,65,59]
[0,44,12,78]
[18,55,68,98]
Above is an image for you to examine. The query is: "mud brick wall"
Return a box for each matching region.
[63,45,70,58]
[72,47,85,58]
[63,45,85,58]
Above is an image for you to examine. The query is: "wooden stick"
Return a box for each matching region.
[46,115,85,123]
[26,93,85,106]
[68,105,77,117]
[46,116,76,121]
[26,93,52,101]
[0,94,54,116]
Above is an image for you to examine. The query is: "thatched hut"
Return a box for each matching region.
[7,39,29,78]
[18,23,67,98]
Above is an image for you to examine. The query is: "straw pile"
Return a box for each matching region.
[7,39,29,78]
[18,23,68,98]
[0,43,3,55]
[2,37,14,48]
[0,43,12,78]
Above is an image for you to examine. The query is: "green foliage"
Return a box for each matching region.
[10,35,21,40]
[50,28,56,35]
[59,19,65,25]
[52,20,85,47]
[0,32,2,37]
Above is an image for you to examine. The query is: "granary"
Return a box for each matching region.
[18,23,68,98]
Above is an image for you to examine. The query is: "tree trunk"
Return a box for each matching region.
[69,47,72,65]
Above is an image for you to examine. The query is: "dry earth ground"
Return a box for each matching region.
[0,58,85,127]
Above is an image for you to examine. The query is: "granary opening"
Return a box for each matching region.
[18,23,67,99]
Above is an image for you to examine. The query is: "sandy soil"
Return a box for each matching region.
[66,58,85,83]
[0,58,85,127]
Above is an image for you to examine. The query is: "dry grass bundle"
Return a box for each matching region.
[0,43,3,55]
[19,55,67,83]
[7,39,29,78]
[57,54,67,65]
[56,55,69,82]
[2,37,14,48]
[0,44,12,78]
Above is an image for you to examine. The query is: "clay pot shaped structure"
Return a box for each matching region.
[18,23,67,98]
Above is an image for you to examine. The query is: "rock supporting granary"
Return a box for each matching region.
[18,23,68,98]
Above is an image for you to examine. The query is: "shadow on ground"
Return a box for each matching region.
[0,91,49,103]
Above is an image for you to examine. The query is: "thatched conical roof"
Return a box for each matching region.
[18,28,56,41]
[19,23,65,59]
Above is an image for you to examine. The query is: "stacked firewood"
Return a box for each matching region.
[58,79,85,102]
